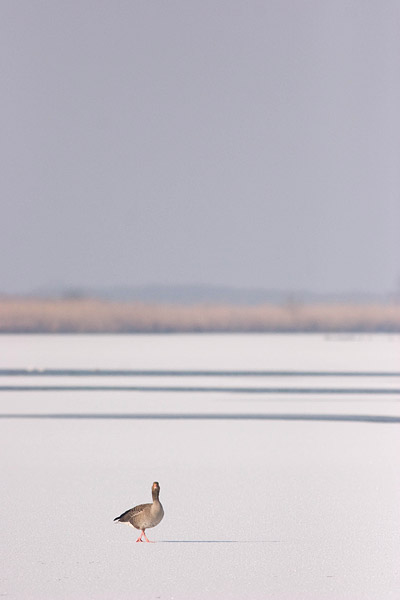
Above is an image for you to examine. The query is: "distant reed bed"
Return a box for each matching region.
[0,298,399,333]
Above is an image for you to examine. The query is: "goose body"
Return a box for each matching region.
[114,482,164,542]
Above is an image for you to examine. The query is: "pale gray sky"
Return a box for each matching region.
[1,1,399,295]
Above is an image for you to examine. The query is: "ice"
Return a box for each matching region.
[2,333,399,371]
[1,334,399,599]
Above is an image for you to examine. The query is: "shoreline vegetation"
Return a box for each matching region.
[1,297,399,333]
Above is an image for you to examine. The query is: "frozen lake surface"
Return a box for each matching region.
[1,334,399,599]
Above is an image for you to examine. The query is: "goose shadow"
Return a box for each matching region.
[159,540,282,544]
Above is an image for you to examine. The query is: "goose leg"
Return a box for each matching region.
[135,531,144,542]
[141,530,154,543]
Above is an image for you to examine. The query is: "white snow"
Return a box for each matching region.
[1,334,399,599]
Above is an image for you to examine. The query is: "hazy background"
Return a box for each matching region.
[1,0,399,298]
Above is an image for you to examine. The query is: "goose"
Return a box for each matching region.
[114,481,164,542]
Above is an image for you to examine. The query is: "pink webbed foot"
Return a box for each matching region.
[141,530,154,543]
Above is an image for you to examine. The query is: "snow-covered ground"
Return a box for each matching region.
[1,334,399,599]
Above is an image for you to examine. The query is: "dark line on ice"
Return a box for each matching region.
[1,385,399,394]
[0,413,399,423]
[1,369,399,377]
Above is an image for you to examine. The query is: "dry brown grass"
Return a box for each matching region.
[0,298,399,332]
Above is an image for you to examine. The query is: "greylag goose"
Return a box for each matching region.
[114,481,164,542]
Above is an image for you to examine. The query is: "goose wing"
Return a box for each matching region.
[114,503,150,522]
